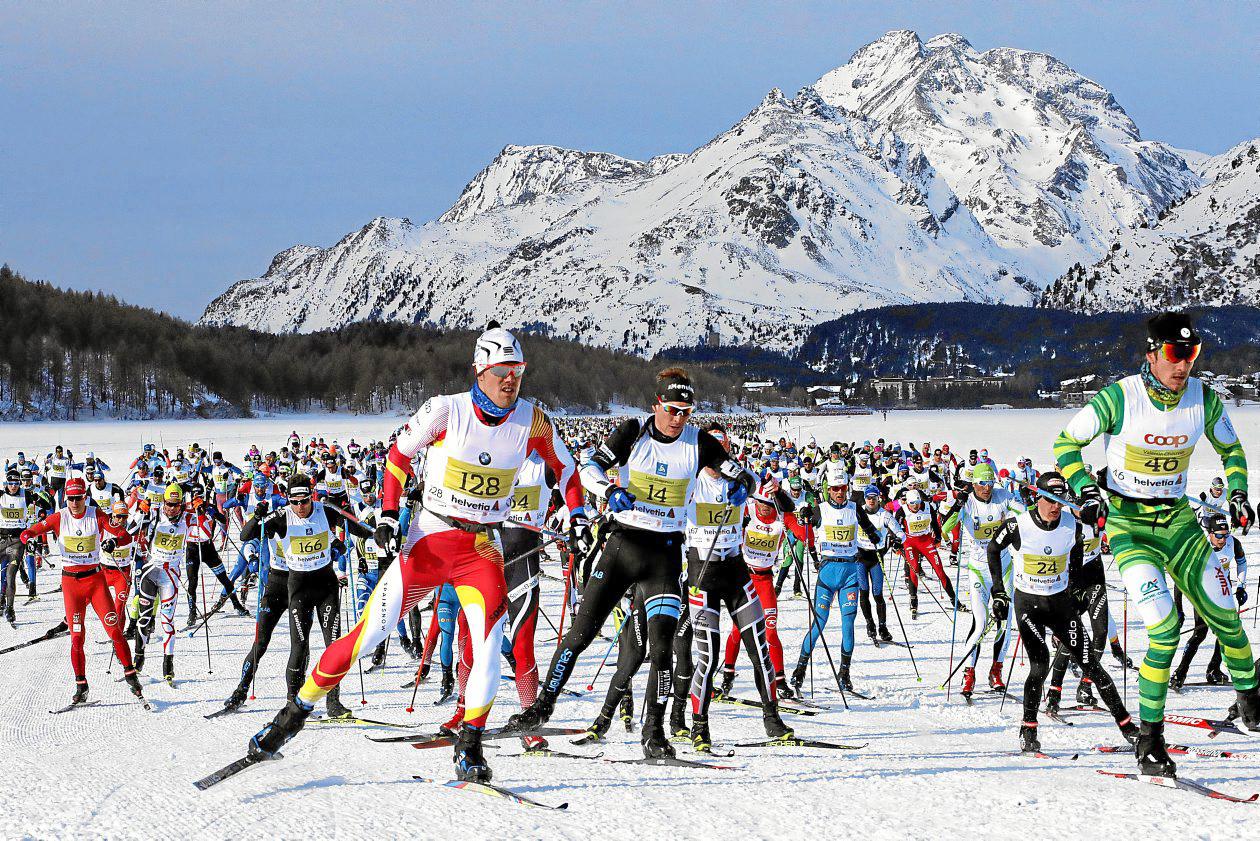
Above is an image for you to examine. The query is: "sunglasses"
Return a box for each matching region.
[1156,341,1200,364]
[484,362,526,379]
[66,495,86,502]
[658,402,693,418]
[975,481,995,488]
[290,495,313,504]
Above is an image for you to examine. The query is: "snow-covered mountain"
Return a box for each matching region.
[201,30,1208,355]
[812,30,1201,279]
[1041,139,1260,312]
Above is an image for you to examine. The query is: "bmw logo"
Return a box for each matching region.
[1044,546,1052,554]
[479,452,492,466]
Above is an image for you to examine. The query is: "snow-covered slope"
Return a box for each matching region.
[201,89,1035,355]
[202,30,1208,354]
[812,31,1200,279]
[1041,139,1260,312]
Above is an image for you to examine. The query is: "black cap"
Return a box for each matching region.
[1204,512,1229,533]
[288,474,313,495]
[1147,312,1200,350]
[213,451,223,460]
[4,470,18,482]
[1036,471,1068,496]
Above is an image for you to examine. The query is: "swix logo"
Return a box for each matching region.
[1215,567,1231,597]
[1143,434,1188,446]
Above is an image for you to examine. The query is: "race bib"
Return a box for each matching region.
[0,505,24,525]
[974,520,1001,542]
[154,531,185,552]
[1123,444,1192,477]
[1022,552,1067,577]
[62,534,97,554]
[290,532,329,557]
[443,457,515,500]
[510,485,542,513]
[824,524,855,543]
[627,471,689,507]
[745,529,779,554]
[695,502,734,527]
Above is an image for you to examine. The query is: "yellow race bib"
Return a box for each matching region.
[824,524,855,543]
[1123,444,1192,476]
[62,534,97,554]
[974,521,1001,542]
[628,471,689,507]
[1022,553,1067,577]
[290,532,329,557]
[154,531,185,552]
[745,529,779,553]
[695,502,734,527]
[444,457,515,500]
[510,485,542,513]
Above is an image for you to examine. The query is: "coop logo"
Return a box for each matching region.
[1144,434,1189,446]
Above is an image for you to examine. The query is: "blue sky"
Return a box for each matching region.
[4,2,1257,319]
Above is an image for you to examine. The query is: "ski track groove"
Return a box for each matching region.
[2,410,1259,838]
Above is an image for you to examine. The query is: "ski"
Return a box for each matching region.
[1164,714,1247,738]
[1011,750,1080,760]
[713,696,819,716]
[0,623,66,656]
[378,726,585,747]
[185,601,229,638]
[1042,709,1076,727]
[569,731,604,746]
[734,737,866,750]
[411,777,568,810]
[604,755,737,771]
[693,746,736,758]
[1096,743,1253,759]
[193,753,278,790]
[204,706,243,720]
[49,700,101,714]
[1097,770,1258,803]
[310,714,416,729]
[1061,704,1108,714]
[522,747,605,761]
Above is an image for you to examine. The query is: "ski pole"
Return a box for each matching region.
[944,557,967,698]
[793,548,848,710]
[585,609,624,691]
[998,631,1022,714]
[878,552,920,681]
[406,590,444,712]
[942,616,995,688]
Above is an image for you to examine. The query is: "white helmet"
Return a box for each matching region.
[473,321,524,371]
[905,489,923,507]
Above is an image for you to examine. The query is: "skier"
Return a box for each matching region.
[19,477,145,705]
[855,484,904,643]
[246,323,587,784]
[1054,312,1260,776]
[895,489,957,612]
[1170,513,1247,691]
[507,367,755,759]
[987,472,1138,753]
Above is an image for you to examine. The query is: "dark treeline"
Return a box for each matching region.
[0,265,747,420]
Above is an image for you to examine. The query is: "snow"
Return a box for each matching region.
[4,408,1260,839]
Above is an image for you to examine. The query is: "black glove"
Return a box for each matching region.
[358,556,369,577]
[1237,586,1249,607]
[254,499,269,517]
[990,590,1010,622]
[101,538,117,554]
[951,475,971,495]
[1078,484,1105,527]
[375,510,400,555]
[569,512,595,556]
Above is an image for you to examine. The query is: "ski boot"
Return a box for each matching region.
[370,642,387,669]
[123,669,144,700]
[71,679,89,706]
[133,650,145,673]
[162,655,175,687]
[690,715,712,753]
[1110,641,1135,670]
[453,725,491,782]
[641,710,675,759]
[399,637,417,658]
[718,667,735,699]
[878,624,893,643]
[1044,686,1061,716]
[1205,665,1227,685]
[619,693,635,731]
[230,593,250,617]
[762,704,793,740]
[438,668,455,702]
[249,698,313,759]
[1235,686,1260,734]
[1169,668,1186,693]
[1119,717,1139,746]
[837,665,855,694]
[325,688,351,720]
[505,691,555,732]
[417,661,432,683]
[775,674,793,700]
[1136,720,1176,777]
[184,608,199,631]
[579,710,612,744]
[4,608,15,626]
[790,660,807,696]
[988,662,1007,692]
[224,683,249,711]
[1076,679,1096,706]
[909,598,919,620]
[866,622,878,643]
[210,593,229,615]
[1019,723,1040,753]
[669,701,688,741]
[960,666,976,699]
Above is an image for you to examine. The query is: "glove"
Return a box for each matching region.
[254,499,269,517]
[727,478,751,508]
[990,590,1010,622]
[951,476,971,495]
[101,538,117,554]
[358,557,369,577]
[1078,484,1105,527]
[890,538,904,553]
[18,530,30,546]
[569,512,595,556]
[605,486,636,514]
[1237,586,1249,606]
[375,511,400,554]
